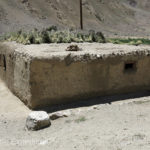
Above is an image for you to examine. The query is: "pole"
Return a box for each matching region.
[80,0,83,30]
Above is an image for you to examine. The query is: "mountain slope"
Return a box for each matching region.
[0,0,150,36]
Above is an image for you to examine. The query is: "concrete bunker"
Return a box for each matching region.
[0,42,150,109]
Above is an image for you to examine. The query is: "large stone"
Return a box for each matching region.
[26,111,51,131]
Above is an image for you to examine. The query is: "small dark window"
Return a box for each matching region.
[0,55,2,66]
[25,62,28,69]
[3,55,6,71]
[124,62,136,72]
[125,63,134,70]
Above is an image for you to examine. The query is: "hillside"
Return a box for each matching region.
[0,0,150,37]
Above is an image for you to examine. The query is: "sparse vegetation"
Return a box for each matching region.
[108,38,150,46]
[0,26,106,45]
[74,116,86,123]
[65,120,72,123]
[132,133,146,140]
[133,100,150,105]
[1,26,150,46]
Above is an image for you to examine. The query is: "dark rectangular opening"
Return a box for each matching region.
[3,55,6,71]
[0,54,6,71]
[0,55,2,67]
[124,62,136,72]
[125,63,134,70]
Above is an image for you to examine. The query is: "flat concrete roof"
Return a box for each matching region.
[2,42,150,60]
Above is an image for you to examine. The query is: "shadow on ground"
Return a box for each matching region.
[37,91,150,113]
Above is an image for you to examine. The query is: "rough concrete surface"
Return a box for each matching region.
[0,78,150,150]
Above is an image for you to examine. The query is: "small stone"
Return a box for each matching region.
[93,106,98,109]
[66,44,81,51]
[26,111,51,131]
[50,110,71,120]
[21,0,28,3]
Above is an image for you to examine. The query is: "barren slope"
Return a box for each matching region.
[0,0,150,36]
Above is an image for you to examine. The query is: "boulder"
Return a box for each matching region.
[26,111,51,131]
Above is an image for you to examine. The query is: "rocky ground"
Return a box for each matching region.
[1,0,150,37]
[0,79,150,150]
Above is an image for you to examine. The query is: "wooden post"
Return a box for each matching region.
[80,0,83,30]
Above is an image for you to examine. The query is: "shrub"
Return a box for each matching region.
[0,26,106,45]
[108,38,150,46]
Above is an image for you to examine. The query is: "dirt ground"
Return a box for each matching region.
[0,79,150,150]
[1,0,150,37]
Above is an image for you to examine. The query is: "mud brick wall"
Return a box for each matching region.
[1,42,150,109]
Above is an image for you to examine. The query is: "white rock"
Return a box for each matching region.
[50,110,71,120]
[26,111,51,131]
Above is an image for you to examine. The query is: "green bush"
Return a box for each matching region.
[1,27,150,46]
[0,27,106,45]
[108,38,150,46]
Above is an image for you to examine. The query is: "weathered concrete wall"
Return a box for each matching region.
[30,54,150,108]
[0,43,32,105]
[13,52,31,105]
[1,42,150,109]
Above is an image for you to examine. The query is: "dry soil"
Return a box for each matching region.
[0,78,150,150]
